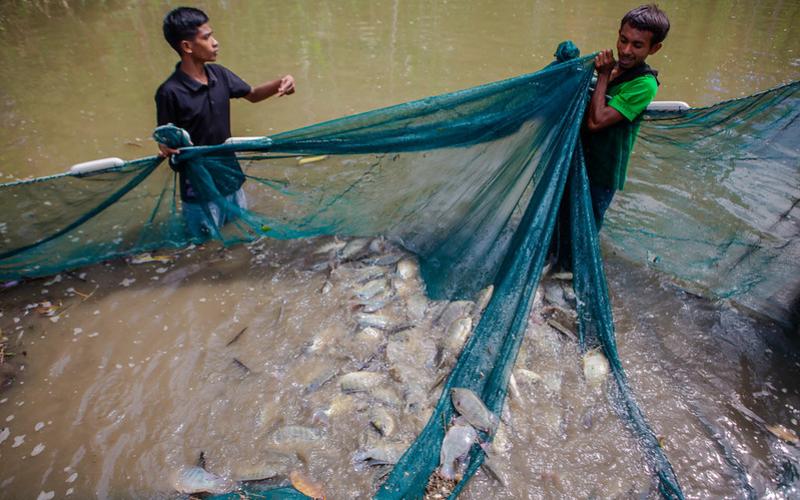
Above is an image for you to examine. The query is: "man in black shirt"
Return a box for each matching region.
[155,7,295,237]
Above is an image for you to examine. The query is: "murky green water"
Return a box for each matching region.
[0,0,798,178]
[0,1,799,499]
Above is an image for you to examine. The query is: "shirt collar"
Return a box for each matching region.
[173,62,217,91]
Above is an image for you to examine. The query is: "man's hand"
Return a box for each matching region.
[594,49,616,76]
[585,49,624,132]
[157,143,180,158]
[277,74,295,96]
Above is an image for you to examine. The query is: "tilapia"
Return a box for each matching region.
[358,295,394,313]
[354,312,392,330]
[451,388,498,434]
[339,371,385,393]
[439,424,478,480]
[172,466,236,494]
[231,452,298,481]
[362,253,403,266]
[271,425,323,445]
[396,258,419,280]
[340,238,370,260]
[353,279,388,300]
[370,407,397,437]
[444,316,473,354]
[406,293,428,322]
[353,443,407,466]
[314,238,346,255]
[582,348,610,385]
[369,386,403,407]
[289,470,326,500]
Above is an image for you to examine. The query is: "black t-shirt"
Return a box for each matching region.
[155,64,251,201]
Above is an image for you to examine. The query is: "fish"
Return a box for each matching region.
[231,452,298,481]
[368,236,388,253]
[396,259,419,280]
[543,281,570,310]
[353,443,407,466]
[406,294,428,322]
[340,238,370,260]
[339,371,385,393]
[444,317,473,354]
[271,425,323,445]
[766,424,799,444]
[369,386,403,408]
[304,367,339,394]
[439,424,478,480]
[314,238,346,254]
[354,313,392,330]
[289,470,326,499]
[361,253,403,266]
[344,265,386,283]
[357,295,394,313]
[370,407,397,437]
[582,348,610,385]
[172,466,236,494]
[513,368,541,385]
[451,388,498,434]
[353,279,388,300]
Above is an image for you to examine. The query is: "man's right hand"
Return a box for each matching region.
[157,143,180,158]
[594,49,616,76]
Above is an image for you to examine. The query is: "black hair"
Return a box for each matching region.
[162,7,209,55]
[621,4,670,45]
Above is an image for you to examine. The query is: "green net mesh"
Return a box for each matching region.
[610,81,800,330]
[1,45,797,498]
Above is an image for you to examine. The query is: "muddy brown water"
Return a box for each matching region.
[1,1,800,499]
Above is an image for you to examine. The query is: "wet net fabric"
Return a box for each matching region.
[1,46,798,498]
[609,81,800,330]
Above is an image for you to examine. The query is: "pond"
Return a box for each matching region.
[0,1,798,499]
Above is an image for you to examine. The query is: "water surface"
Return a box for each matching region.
[0,1,799,499]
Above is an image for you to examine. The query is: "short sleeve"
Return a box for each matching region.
[219,66,252,99]
[155,86,176,126]
[608,75,658,122]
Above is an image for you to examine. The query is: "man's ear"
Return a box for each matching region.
[648,42,663,56]
[180,39,192,55]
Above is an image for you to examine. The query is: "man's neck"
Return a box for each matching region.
[179,57,208,85]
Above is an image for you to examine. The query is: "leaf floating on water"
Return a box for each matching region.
[129,253,172,265]
[298,155,327,165]
[766,424,799,444]
[289,470,326,499]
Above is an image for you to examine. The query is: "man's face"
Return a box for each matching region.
[184,23,219,62]
[616,22,661,70]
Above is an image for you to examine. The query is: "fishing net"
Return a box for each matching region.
[610,81,800,330]
[0,42,798,498]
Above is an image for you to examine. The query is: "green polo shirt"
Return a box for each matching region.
[583,73,658,190]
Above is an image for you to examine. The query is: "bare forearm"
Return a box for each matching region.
[245,79,282,103]
[245,74,295,103]
[585,49,624,131]
[587,72,611,130]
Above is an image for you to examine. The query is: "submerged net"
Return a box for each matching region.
[611,81,800,330]
[1,44,798,498]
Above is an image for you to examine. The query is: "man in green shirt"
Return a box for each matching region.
[583,4,670,229]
